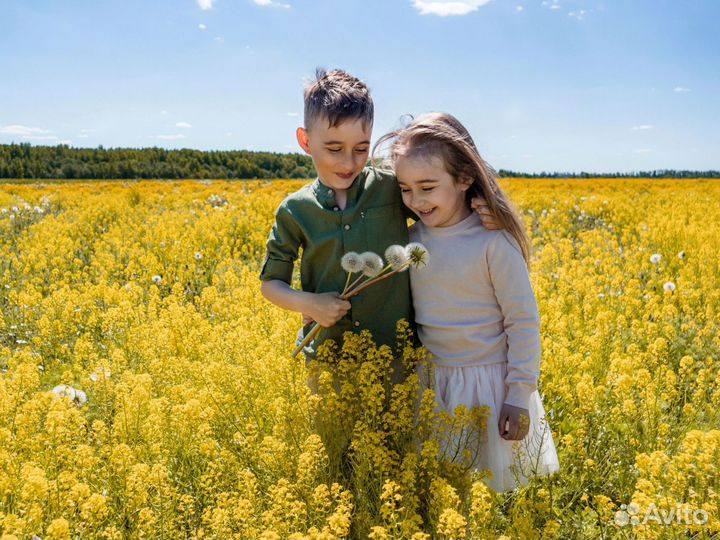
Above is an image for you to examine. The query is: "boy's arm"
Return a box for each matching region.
[471,196,502,230]
[259,203,350,327]
[259,203,302,286]
[260,280,350,327]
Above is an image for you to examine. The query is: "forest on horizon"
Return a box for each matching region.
[1,143,718,180]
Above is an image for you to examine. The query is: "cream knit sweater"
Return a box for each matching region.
[408,210,540,409]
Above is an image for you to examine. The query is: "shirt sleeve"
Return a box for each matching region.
[259,202,303,285]
[401,203,419,221]
[486,231,540,410]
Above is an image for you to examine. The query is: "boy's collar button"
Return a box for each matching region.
[333,206,340,211]
[344,224,351,230]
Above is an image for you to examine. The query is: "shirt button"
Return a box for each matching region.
[354,320,360,327]
[344,224,351,230]
[333,206,340,211]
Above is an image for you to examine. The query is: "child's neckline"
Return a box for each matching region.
[419,210,480,236]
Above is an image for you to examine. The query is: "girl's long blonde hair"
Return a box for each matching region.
[373,112,531,265]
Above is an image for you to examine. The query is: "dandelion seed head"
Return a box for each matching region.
[52,384,76,400]
[650,253,661,264]
[405,242,429,268]
[678,251,686,260]
[384,245,408,271]
[194,252,203,261]
[151,275,162,284]
[341,252,362,273]
[663,281,676,293]
[359,252,384,277]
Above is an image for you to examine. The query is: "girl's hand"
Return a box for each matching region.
[302,313,314,325]
[470,197,502,230]
[498,402,530,440]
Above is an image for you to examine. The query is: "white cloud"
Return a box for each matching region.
[22,135,58,141]
[0,125,51,136]
[634,148,652,154]
[515,5,523,12]
[411,0,492,16]
[80,128,95,133]
[287,112,299,117]
[150,134,187,140]
[176,122,192,128]
[198,23,207,30]
[568,9,587,19]
[214,36,224,42]
[197,0,214,10]
[160,110,169,115]
[78,134,89,138]
[254,0,291,8]
[542,0,560,9]
[631,125,654,131]
[673,86,691,92]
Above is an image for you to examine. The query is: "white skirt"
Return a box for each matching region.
[425,361,560,493]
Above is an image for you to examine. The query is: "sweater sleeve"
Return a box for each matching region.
[486,231,540,409]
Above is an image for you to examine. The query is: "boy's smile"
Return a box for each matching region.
[296,116,372,205]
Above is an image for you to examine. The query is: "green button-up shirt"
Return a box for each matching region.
[260,166,415,361]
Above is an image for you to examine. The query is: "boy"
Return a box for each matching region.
[260,68,497,373]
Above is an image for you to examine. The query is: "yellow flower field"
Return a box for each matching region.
[0,178,718,540]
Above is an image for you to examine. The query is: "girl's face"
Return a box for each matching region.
[395,153,472,228]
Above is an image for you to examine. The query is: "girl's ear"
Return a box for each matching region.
[296,127,312,155]
[458,173,474,192]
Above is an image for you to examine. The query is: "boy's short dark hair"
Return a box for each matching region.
[303,68,374,131]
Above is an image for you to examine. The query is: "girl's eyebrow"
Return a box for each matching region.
[398,179,437,186]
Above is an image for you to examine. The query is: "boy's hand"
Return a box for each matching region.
[498,403,530,441]
[470,197,502,230]
[307,292,351,328]
[302,313,314,325]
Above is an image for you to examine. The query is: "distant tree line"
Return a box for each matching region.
[496,169,720,179]
[0,143,717,179]
[0,143,316,180]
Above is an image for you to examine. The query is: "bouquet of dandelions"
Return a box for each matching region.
[292,242,429,358]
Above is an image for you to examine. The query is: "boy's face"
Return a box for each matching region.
[296,116,372,192]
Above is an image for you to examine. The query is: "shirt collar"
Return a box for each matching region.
[311,173,365,210]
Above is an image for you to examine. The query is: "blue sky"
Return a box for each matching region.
[1,0,718,173]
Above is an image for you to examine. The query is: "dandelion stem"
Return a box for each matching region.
[292,322,323,358]
[343,264,408,298]
[342,272,354,295]
[344,273,367,295]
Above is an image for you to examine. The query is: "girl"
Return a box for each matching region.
[374,112,560,492]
